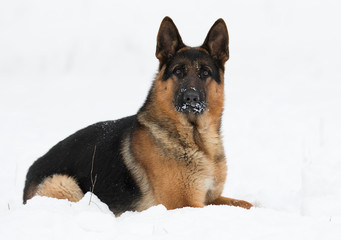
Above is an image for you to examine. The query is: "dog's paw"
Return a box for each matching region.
[233,199,253,209]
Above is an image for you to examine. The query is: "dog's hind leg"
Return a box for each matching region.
[35,174,84,202]
[210,196,253,209]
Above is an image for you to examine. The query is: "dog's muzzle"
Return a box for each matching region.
[175,88,207,114]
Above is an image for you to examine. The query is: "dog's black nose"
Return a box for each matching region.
[175,88,206,114]
[183,90,200,106]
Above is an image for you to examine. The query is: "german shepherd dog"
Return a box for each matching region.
[23,17,253,215]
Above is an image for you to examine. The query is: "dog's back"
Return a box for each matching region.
[23,115,142,215]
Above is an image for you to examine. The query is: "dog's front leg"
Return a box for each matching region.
[209,196,253,209]
[161,195,205,210]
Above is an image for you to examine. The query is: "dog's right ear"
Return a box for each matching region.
[156,17,185,68]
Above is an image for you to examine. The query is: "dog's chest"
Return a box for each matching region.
[183,150,226,203]
[185,153,217,190]
[204,177,215,191]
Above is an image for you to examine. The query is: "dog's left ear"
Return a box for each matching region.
[201,19,229,66]
[156,17,185,68]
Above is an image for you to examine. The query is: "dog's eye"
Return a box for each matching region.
[173,67,184,78]
[199,68,211,79]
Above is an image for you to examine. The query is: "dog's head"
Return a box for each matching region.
[153,17,229,124]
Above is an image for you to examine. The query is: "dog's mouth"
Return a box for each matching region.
[175,101,207,114]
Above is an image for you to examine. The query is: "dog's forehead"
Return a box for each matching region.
[172,48,215,67]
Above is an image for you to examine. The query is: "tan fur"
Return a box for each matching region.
[211,196,253,209]
[132,128,207,209]
[36,174,84,202]
[121,135,156,211]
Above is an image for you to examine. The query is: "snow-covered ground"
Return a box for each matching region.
[2,193,341,239]
[1,0,341,239]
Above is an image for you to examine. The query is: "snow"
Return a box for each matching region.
[1,0,341,239]
[2,193,340,239]
[176,101,207,113]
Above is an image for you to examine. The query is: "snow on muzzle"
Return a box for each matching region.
[174,87,207,114]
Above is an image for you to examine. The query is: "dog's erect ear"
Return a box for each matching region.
[156,17,185,67]
[201,19,229,66]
